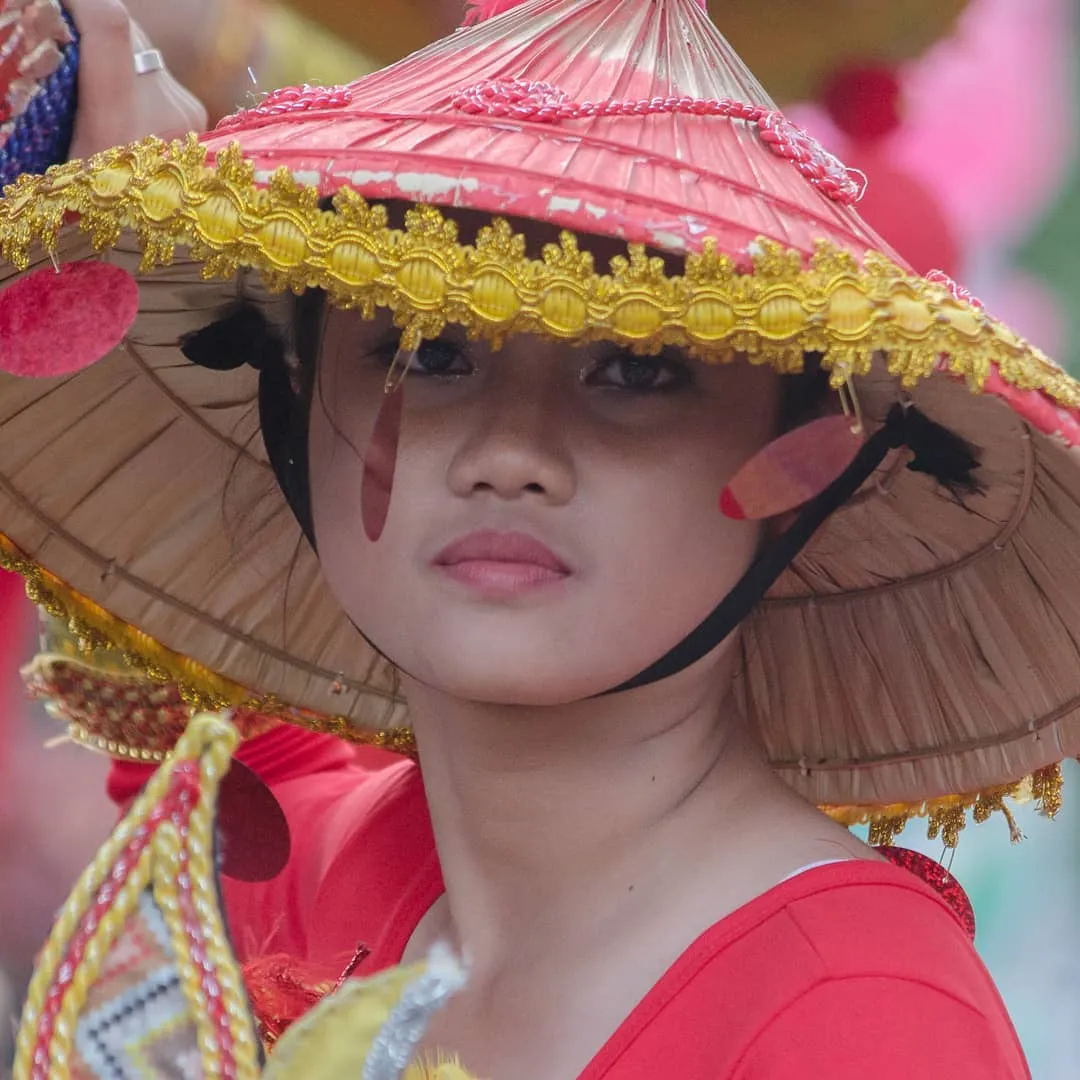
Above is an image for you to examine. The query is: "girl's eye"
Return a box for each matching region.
[582,350,690,393]
[410,338,473,378]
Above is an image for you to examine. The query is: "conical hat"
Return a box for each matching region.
[0,0,1077,834]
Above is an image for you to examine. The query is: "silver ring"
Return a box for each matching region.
[133,48,165,76]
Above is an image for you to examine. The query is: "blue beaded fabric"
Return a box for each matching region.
[0,11,79,189]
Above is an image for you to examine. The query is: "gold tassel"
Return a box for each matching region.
[1001,803,1024,844]
[868,814,909,847]
[927,805,967,849]
[1032,764,1064,819]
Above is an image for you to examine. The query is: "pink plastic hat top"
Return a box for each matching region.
[205,0,899,266]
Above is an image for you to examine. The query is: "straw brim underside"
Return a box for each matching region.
[2,138,1080,831]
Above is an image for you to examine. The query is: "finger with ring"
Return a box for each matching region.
[133,48,165,75]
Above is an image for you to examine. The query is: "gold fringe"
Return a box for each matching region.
[1031,761,1065,818]
[1,135,1074,404]
[825,764,1066,848]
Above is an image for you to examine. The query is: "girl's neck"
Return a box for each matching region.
[401,659,824,973]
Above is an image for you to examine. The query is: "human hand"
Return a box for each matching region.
[123,0,266,124]
[64,0,207,159]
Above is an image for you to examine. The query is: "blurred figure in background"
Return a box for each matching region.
[124,0,379,122]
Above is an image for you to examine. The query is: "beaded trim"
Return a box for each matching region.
[1,135,1075,405]
[24,654,280,762]
[450,78,866,204]
[13,715,262,1080]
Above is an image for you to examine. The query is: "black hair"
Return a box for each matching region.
[179,293,324,547]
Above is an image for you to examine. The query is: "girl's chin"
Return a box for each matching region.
[414,675,599,708]
[400,656,635,708]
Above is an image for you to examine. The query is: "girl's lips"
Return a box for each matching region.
[434,530,571,594]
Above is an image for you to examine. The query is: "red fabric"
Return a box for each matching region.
[107,735,1029,1077]
[0,570,30,771]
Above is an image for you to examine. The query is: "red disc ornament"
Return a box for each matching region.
[0,261,139,378]
[216,758,292,883]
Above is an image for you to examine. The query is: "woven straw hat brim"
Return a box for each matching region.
[2,0,1079,827]
[1,209,1079,822]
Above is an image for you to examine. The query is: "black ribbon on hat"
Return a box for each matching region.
[603,401,981,694]
[181,305,317,547]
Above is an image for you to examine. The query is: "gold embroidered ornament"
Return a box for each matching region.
[1,0,1079,829]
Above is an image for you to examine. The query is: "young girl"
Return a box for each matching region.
[3,0,1078,1076]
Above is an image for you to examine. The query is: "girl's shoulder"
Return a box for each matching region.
[586,860,1030,1079]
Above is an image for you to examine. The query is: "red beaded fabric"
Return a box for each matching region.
[877,846,977,940]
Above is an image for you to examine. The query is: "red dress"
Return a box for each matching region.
[110,726,1030,1078]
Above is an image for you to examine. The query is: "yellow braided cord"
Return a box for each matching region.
[13,844,157,1079]
[150,718,261,1078]
[12,715,254,1080]
[13,751,181,1078]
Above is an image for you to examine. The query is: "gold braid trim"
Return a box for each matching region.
[0,531,415,754]
[13,716,262,1080]
[1,135,1076,403]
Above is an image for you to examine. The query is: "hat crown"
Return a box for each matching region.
[206,0,897,262]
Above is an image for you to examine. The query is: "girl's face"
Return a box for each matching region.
[309,312,779,705]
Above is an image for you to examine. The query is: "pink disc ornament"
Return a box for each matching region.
[361,381,405,543]
[0,260,139,378]
[720,414,866,521]
[876,846,976,940]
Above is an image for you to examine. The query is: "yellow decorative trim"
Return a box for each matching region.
[263,946,467,1080]
[13,715,262,1080]
[0,531,415,754]
[407,1056,480,1080]
[1,135,1075,404]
